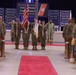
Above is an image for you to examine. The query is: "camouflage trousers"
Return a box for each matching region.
[14,35,20,46]
[11,32,14,42]
[0,40,5,57]
[32,33,37,46]
[0,40,3,51]
[64,38,72,52]
[28,31,32,41]
[48,33,53,41]
[38,34,42,43]
[41,36,46,48]
[22,33,29,48]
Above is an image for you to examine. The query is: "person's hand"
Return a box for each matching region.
[34,32,36,35]
[36,35,38,39]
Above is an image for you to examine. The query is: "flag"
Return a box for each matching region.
[22,3,29,28]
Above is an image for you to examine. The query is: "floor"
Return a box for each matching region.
[0,31,76,75]
[0,44,76,75]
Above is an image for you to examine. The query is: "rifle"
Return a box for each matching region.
[65,38,69,59]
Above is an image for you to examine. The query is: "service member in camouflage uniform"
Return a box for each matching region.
[72,18,76,50]
[62,19,74,58]
[0,16,6,57]
[40,20,47,50]
[72,18,75,26]
[28,22,33,43]
[38,20,42,43]
[63,19,74,48]
[22,21,29,50]
[70,18,76,60]
[68,20,74,47]
[9,20,15,42]
[31,18,38,50]
[13,18,22,49]
[46,20,54,44]
[71,18,76,47]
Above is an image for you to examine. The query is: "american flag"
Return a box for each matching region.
[22,3,29,28]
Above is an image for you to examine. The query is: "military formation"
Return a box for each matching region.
[62,18,76,64]
[0,17,54,52]
[0,15,76,63]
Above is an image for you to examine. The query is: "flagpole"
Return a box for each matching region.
[22,0,29,28]
[70,10,72,19]
[26,0,28,7]
[35,0,38,19]
[26,0,28,3]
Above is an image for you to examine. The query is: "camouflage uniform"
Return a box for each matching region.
[46,22,54,43]
[9,21,15,42]
[63,22,74,51]
[40,25,47,50]
[72,24,76,50]
[22,22,29,50]
[38,24,42,43]
[0,21,6,56]
[31,22,38,50]
[62,24,69,39]
[13,21,21,49]
[69,18,76,59]
[28,23,33,42]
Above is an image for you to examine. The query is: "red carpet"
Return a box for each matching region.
[18,56,58,75]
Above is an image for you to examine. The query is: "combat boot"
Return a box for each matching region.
[41,47,43,50]
[15,45,19,49]
[25,47,28,50]
[43,47,45,50]
[32,46,34,50]
[35,46,37,50]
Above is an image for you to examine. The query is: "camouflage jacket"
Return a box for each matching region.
[9,22,15,33]
[13,22,22,37]
[63,23,74,38]
[38,25,47,38]
[72,24,76,38]
[0,21,6,36]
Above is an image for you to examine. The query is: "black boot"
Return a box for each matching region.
[25,47,28,50]
[35,46,37,50]
[32,46,34,50]
[43,47,45,50]
[15,45,19,49]
[41,47,43,50]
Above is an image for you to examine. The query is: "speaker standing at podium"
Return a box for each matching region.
[0,16,6,57]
